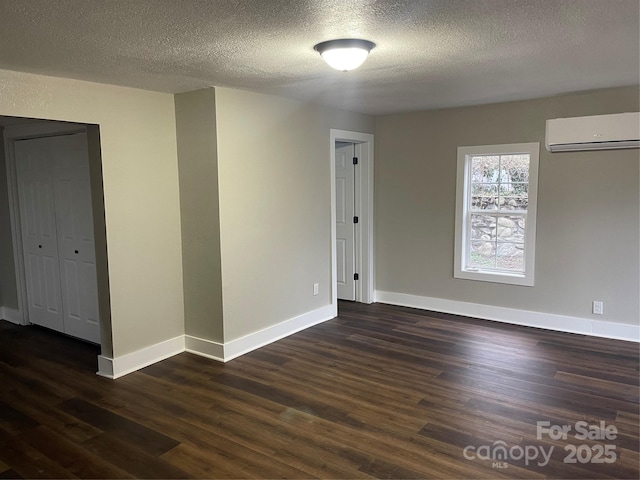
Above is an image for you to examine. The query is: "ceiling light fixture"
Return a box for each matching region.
[313,39,376,71]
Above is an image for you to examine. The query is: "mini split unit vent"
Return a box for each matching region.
[545,112,640,152]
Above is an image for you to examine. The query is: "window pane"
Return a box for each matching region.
[496,242,525,272]
[500,183,528,210]
[471,183,498,195]
[470,214,496,241]
[471,155,499,183]
[469,213,526,272]
[471,183,498,210]
[470,241,495,269]
[471,195,499,210]
[498,155,529,211]
[495,215,525,243]
[501,154,530,183]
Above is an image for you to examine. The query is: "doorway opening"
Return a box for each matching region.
[0,116,111,358]
[330,129,374,311]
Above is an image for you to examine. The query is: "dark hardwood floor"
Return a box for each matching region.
[0,301,638,479]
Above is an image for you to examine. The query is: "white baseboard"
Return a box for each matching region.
[97,335,186,379]
[0,307,21,325]
[222,304,336,361]
[185,335,224,362]
[97,304,337,379]
[375,291,640,343]
[96,355,114,379]
[186,304,337,362]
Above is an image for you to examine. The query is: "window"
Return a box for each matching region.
[454,142,539,286]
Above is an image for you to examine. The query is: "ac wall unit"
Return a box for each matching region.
[545,112,640,152]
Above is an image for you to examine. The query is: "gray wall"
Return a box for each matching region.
[175,88,224,343]
[0,127,18,310]
[375,86,639,325]
[175,86,375,346]
[86,124,113,356]
[0,68,184,358]
[215,87,375,341]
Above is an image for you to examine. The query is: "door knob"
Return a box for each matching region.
[38,245,42,248]
[74,250,79,254]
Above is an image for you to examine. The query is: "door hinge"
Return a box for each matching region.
[353,216,359,224]
[354,273,359,281]
[353,157,358,165]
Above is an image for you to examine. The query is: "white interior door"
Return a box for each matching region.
[335,143,356,301]
[15,138,65,333]
[51,134,100,343]
[14,133,100,343]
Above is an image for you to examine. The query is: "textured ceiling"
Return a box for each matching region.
[0,0,638,115]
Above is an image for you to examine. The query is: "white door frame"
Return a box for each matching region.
[330,129,375,310]
[3,121,87,326]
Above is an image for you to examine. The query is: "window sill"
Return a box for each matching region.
[455,268,534,286]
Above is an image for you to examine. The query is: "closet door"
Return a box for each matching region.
[51,133,100,344]
[15,138,65,333]
[14,133,100,343]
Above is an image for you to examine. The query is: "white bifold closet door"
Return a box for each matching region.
[15,133,100,344]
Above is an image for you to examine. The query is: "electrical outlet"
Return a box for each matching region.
[313,283,319,296]
[592,301,603,315]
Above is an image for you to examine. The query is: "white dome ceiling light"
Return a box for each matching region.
[313,39,376,71]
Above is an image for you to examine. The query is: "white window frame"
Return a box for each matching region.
[454,142,539,286]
